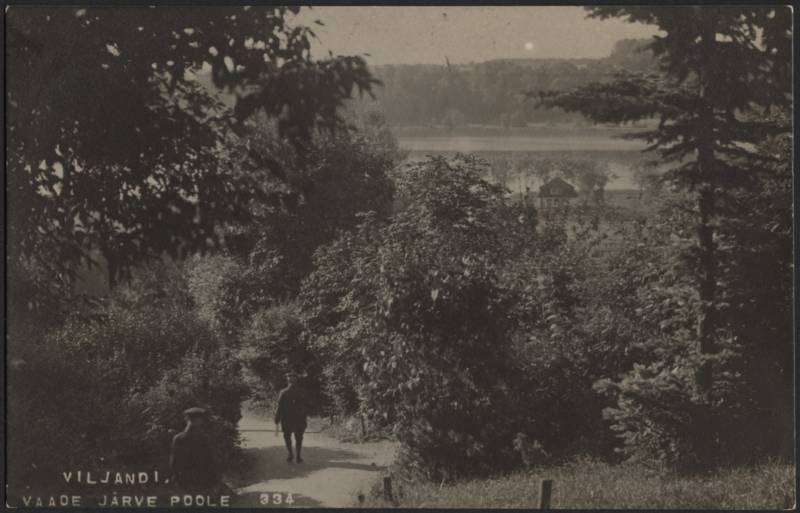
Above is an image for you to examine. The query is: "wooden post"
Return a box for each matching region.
[360,416,367,438]
[539,479,552,509]
[383,476,393,502]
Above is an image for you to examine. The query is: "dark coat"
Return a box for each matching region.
[170,427,218,491]
[275,385,308,432]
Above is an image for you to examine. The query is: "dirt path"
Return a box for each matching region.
[228,409,397,508]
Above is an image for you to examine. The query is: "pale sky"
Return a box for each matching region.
[293,6,660,65]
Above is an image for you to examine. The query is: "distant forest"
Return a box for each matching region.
[355,39,656,127]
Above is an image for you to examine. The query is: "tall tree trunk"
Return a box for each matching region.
[694,8,718,401]
[695,184,716,399]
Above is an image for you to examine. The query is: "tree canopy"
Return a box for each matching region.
[7,6,377,294]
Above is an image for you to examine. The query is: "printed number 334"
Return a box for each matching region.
[260,493,294,505]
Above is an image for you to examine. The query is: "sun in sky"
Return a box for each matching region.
[524,41,535,52]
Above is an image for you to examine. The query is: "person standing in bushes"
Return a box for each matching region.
[275,371,308,463]
[170,407,220,492]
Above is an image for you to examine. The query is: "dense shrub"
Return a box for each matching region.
[213,119,400,316]
[497,212,656,462]
[184,120,404,415]
[299,217,382,418]
[238,302,325,412]
[7,337,107,489]
[134,350,247,468]
[186,254,247,334]
[303,155,539,479]
[6,261,247,489]
[595,343,777,470]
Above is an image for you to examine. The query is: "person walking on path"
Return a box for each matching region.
[170,407,220,493]
[275,371,308,463]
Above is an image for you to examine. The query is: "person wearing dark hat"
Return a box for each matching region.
[170,407,219,492]
[275,371,308,463]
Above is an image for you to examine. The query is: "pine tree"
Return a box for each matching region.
[534,6,791,401]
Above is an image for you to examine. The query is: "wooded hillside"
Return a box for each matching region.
[357,39,656,126]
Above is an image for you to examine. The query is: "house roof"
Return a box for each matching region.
[539,177,578,198]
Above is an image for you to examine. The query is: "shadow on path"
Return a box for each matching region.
[229,446,385,489]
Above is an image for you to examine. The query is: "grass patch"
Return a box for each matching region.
[362,458,795,509]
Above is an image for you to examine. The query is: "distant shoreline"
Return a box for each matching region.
[398,137,648,153]
[390,129,660,191]
[389,123,655,139]
[395,129,650,154]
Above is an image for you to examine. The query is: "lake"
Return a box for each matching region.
[396,134,659,191]
[398,135,648,153]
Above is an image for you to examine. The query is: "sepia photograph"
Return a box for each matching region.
[5,4,795,509]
